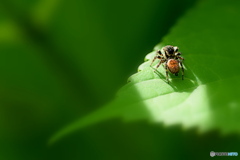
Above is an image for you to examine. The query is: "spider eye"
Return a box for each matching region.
[167,48,174,55]
[174,47,179,52]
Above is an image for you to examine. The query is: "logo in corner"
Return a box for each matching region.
[210,151,215,157]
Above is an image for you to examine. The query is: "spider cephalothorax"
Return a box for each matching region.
[150,45,184,83]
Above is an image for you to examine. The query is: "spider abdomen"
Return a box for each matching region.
[167,59,180,74]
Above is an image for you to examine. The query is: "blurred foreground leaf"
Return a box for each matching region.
[50,0,240,144]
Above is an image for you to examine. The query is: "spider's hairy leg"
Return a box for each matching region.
[150,56,158,67]
[165,62,169,83]
[155,59,163,69]
[177,56,184,61]
[150,50,162,67]
[179,62,184,80]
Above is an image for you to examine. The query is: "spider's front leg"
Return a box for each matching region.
[150,50,163,67]
[153,59,166,72]
[177,55,184,61]
[150,55,158,67]
[151,56,164,70]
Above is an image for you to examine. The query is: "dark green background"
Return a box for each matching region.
[0,0,239,160]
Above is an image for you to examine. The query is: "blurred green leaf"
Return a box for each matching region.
[50,0,240,144]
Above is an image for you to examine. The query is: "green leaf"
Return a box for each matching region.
[49,0,240,144]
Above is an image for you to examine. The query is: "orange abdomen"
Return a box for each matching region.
[167,59,180,74]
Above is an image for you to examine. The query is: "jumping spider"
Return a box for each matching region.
[150,45,184,83]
